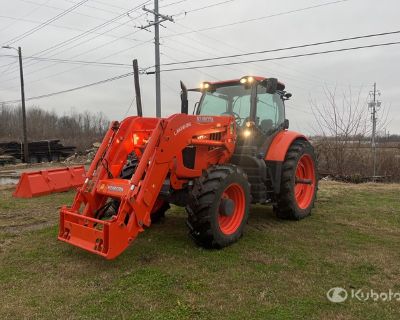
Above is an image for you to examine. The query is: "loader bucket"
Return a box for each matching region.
[58,207,133,259]
[13,166,86,198]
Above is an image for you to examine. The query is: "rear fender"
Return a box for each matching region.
[265,130,307,162]
[265,130,307,195]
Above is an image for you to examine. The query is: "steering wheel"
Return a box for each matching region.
[221,111,242,125]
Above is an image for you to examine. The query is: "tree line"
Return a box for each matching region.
[0,104,109,151]
[310,86,399,182]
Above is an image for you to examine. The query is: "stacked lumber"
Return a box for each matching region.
[0,155,16,166]
[0,140,76,163]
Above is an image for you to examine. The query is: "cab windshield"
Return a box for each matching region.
[197,83,285,132]
[197,84,251,126]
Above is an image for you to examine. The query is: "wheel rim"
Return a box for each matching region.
[218,183,246,235]
[294,154,316,209]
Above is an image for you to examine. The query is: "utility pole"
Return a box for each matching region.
[141,1,174,118]
[132,59,143,117]
[368,83,381,181]
[154,0,161,118]
[1,45,29,163]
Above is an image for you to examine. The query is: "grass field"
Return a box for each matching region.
[0,181,399,319]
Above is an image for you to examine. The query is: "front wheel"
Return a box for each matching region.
[120,157,169,223]
[186,165,250,248]
[275,140,317,220]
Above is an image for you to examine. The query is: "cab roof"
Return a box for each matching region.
[191,76,286,91]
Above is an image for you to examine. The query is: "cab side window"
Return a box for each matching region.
[256,86,285,133]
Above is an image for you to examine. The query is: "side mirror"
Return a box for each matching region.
[283,92,292,100]
[180,81,188,114]
[264,78,278,94]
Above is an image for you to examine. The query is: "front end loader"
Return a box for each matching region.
[58,75,317,259]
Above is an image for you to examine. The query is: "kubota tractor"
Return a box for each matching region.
[58,75,317,259]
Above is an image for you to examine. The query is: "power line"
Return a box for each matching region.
[0,39,153,91]
[0,1,151,79]
[161,0,189,8]
[160,0,356,87]
[0,58,18,76]
[162,0,350,39]
[161,50,218,80]
[61,0,126,15]
[0,0,346,83]
[178,0,236,15]
[13,0,136,30]
[0,0,52,35]
[162,23,273,81]
[3,0,90,46]
[29,0,150,57]
[0,24,149,90]
[0,0,143,38]
[0,54,132,68]
[0,14,142,42]
[166,19,333,88]
[18,0,121,18]
[147,40,400,73]
[0,71,134,104]
[123,97,136,118]
[159,30,400,67]
[2,39,398,104]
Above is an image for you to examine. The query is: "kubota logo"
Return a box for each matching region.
[197,116,214,123]
[327,287,400,303]
[107,185,124,193]
[326,287,348,303]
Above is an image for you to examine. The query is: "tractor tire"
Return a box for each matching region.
[275,139,318,220]
[119,156,170,223]
[149,199,170,224]
[186,165,250,248]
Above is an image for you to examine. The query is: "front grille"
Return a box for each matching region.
[210,132,222,141]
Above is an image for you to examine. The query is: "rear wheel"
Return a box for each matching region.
[275,140,317,220]
[186,165,250,248]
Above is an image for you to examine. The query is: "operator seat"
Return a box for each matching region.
[260,119,273,133]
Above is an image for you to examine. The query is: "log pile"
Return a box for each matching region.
[0,140,76,163]
[63,142,100,164]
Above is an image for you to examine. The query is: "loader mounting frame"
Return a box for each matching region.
[58,114,236,259]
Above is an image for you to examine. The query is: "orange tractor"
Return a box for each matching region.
[58,75,317,259]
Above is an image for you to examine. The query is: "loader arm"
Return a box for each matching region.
[59,114,236,259]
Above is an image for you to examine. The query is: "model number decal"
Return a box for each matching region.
[174,122,192,135]
[108,185,124,193]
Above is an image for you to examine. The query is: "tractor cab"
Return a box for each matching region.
[192,76,291,148]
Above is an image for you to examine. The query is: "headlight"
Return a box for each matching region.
[245,121,255,128]
[243,129,251,138]
[240,76,255,84]
[200,82,211,91]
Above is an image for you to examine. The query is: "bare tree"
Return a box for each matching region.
[310,84,390,180]
[0,104,109,151]
[310,86,371,175]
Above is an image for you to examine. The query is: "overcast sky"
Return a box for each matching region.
[0,0,399,135]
